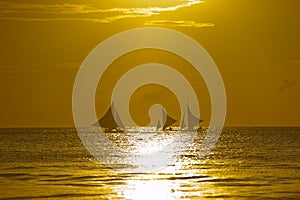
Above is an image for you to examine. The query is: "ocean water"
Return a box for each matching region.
[0,127,299,199]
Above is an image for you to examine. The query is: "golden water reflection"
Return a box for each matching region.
[122,180,181,200]
[117,168,227,199]
[1,128,299,199]
[104,129,227,199]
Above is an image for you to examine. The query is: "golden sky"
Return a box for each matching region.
[0,0,299,127]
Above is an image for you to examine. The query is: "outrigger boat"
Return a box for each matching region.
[180,105,204,131]
[93,102,203,132]
[156,109,177,131]
[92,102,125,132]
[156,105,203,132]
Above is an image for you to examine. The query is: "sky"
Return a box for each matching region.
[0,0,299,127]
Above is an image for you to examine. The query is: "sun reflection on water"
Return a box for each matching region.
[82,126,229,198]
[97,127,200,172]
[109,128,216,199]
[1,128,298,199]
[116,162,222,200]
[122,179,181,200]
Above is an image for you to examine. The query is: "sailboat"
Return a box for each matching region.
[180,105,203,131]
[92,102,125,132]
[157,109,177,131]
[180,112,186,129]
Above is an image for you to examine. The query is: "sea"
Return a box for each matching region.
[0,127,299,199]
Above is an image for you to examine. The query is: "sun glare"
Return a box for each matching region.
[122,180,181,200]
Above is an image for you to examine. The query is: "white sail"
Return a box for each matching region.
[162,109,166,125]
[180,111,186,129]
[156,117,162,130]
[111,102,125,130]
[157,109,166,130]
[187,105,203,131]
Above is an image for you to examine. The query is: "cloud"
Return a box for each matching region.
[0,16,135,23]
[0,0,205,25]
[0,62,80,72]
[0,2,95,14]
[145,20,214,28]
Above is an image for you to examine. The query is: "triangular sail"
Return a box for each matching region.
[156,117,162,130]
[180,112,186,129]
[163,115,177,130]
[157,109,176,130]
[111,103,125,130]
[92,102,125,131]
[162,109,166,125]
[187,105,203,131]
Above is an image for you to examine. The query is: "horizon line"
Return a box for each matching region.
[0,125,299,129]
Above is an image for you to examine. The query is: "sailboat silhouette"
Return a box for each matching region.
[180,105,203,131]
[92,102,125,132]
[157,109,177,130]
[93,103,201,132]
